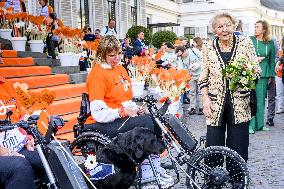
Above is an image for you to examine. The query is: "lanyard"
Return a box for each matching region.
[256,39,268,57]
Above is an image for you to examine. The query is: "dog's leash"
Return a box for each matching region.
[117,102,146,131]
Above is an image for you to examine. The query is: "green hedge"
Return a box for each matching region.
[152,31,178,48]
[126,25,152,45]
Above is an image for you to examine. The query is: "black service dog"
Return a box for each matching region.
[92,127,165,189]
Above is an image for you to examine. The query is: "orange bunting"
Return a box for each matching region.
[14,85,56,115]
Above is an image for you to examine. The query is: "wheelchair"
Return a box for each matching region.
[70,93,249,189]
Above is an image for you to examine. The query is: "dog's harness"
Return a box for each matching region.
[89,163,115,181]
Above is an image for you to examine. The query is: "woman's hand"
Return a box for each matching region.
[124,107,138,117]
[10,151,25,158]
[202,95,213,117]
[25,138,35,151]
[137,106,147,115]
[257,57,265,63]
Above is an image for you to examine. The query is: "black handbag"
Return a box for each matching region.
[250,89,257,117]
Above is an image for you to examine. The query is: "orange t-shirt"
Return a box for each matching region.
[85,64,133,124]
[0,76,23,123]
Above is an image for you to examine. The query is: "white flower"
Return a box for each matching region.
[14,23,21,28]
[84,155,97,170]
[18,21,25,27]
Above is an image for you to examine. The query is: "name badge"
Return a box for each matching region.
[0,128,27,152]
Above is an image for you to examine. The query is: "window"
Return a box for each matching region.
[108,0,116,20]
[184,27,195,35]
[130,0,137,25]
[183,0,193,2]
[76,0,89,29]
[49,0,54,9]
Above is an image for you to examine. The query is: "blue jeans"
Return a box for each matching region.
[0,156,36,189]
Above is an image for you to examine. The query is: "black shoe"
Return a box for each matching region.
[266,119,274,126]
[188,108,196,115]
[232,182,243,189]
[198,108,204,115]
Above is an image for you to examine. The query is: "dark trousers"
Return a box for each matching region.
[0,156,36,189]
[267,77,276,121]
[206,96,249,183]
[46,34,60,59]
[84,114,161,139]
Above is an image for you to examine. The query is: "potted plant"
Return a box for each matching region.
[82,39,100,73]
[0,10,14,40]
[151,68,191,117]
[53,26,83,66]
[10,12,28,51]
[128,55,156,97]
[26,15,46,53]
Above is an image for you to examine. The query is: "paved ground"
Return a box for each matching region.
[163,105,284,189]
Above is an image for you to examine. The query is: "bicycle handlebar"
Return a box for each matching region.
[133,95,158,104]
[133,95,172,116]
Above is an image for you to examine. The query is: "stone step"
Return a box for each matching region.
[34,58,61,66]
[52,66,80,74]
[69,72,88,84]
[17,51,47,58]
[7,74,70,89]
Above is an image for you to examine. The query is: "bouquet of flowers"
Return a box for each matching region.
[10,12,28,37]
[52,26,84,53]
[222,56,261,91]
[0,7,14,29]
[128,55,156,82]
[26,15,47,40]
[82,39,101,68]
[151,68,191,102]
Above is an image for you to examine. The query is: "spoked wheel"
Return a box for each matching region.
[70,131,111,158]
[186,146,249,189]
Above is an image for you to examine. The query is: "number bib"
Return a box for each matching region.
[0,128,26,152]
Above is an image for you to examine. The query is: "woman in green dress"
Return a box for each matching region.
[249,20,276,134]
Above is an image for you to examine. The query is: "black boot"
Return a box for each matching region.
[266,118,274,126]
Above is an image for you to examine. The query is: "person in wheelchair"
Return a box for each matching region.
[84,35,174,188]
[0,76,45,188]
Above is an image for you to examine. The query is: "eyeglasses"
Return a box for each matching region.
[107,52,122,58]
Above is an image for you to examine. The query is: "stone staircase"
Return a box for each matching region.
[0,38,89,141]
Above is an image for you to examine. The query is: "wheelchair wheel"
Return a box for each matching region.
[70,131,111,157]
[186,146,249,189]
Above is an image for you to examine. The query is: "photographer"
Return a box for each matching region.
[46,12,63,59]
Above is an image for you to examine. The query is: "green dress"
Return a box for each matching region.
[249,36,275,132]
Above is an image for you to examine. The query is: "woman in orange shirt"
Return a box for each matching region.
[85,35,174,188]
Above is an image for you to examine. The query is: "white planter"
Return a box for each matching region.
[86,68,92,73]
[131,81,145,97]
[58,52,74,66]
[72,53,81,66]
[11,37,27,51]
[28,40,44,53]
[0,29,12,40]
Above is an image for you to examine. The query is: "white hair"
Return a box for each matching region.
[209,12,237,34]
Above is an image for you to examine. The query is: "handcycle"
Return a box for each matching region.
[71,94,249,189]
[0,110,89,189]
